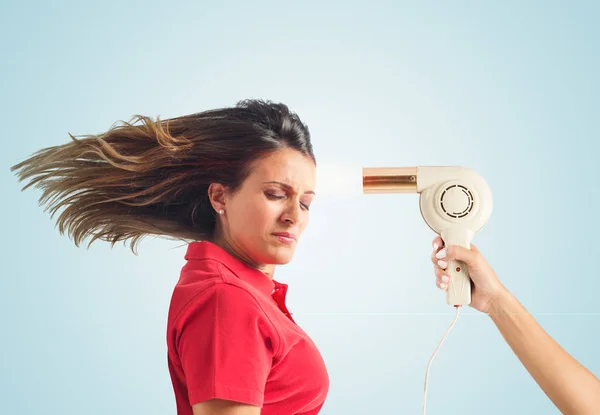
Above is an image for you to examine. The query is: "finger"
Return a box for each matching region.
[431,250,438,265]
[435,244,476,266]
[431,236,446,265]
[435,265,451,290]
[431,235,444,251]
[431,250,449,268]
[435,276,448,290]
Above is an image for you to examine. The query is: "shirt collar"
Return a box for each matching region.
[184,240,288,297]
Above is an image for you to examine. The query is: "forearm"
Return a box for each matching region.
[488,290,600,414]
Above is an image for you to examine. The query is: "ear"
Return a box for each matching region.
[208,183,228,214]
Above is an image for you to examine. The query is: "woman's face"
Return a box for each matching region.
[213,148,316,269]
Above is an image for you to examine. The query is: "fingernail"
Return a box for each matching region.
[437,260,447,269]
[442,275,449,283]
[433,242,439,251]
[440,282,447,289]
[435,249,446,259]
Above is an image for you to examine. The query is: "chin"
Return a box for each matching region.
[263,245,296,265]
[268,251,294,265]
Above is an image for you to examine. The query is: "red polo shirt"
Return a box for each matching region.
[166,241,330,414]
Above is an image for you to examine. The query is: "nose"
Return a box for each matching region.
[281,200,301,225]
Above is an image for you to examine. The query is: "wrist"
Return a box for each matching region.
[485,287,515,318]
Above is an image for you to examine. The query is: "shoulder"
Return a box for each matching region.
[173,279,279,334]
[177,260,265,313]
[192,281,265,312]
[172,280,282,356]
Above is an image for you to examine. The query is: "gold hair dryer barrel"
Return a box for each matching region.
[362,167,418,193]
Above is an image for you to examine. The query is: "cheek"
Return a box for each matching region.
[299,213,309,232]
[255,203,281,229]
[233,201,279,233]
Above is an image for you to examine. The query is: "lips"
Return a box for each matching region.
[272,232,297,240]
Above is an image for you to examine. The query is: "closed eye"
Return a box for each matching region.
[265,192,310,211]
[265,192,285,200]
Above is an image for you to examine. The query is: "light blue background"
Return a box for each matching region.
[1,1,599,414]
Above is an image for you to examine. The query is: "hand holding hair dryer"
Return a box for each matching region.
[362,166,493,306]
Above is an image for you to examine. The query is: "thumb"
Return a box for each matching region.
[444,244,477,266]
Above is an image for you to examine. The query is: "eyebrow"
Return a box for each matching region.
[263,181,315,195]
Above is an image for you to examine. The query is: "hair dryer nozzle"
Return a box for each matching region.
[362,167,418,193]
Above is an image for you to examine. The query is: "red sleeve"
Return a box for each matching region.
[176,282,280,407]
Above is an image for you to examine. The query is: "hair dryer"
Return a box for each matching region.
[362,166,493,306]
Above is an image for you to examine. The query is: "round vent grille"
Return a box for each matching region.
[440,184,474,218]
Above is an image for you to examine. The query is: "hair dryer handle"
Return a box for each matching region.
[440,228,472,306]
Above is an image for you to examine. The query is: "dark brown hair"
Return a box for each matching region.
[11,99,316,253]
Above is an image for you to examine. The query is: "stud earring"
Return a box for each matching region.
[218,209,224,215]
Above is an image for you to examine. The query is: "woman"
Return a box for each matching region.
[11,99,600,414]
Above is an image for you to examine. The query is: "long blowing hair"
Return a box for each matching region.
[11,99,316,253]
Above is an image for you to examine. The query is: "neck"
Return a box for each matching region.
[210,233,275,280]
[261,264,276,279]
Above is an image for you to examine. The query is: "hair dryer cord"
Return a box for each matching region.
[423,305,461,415]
